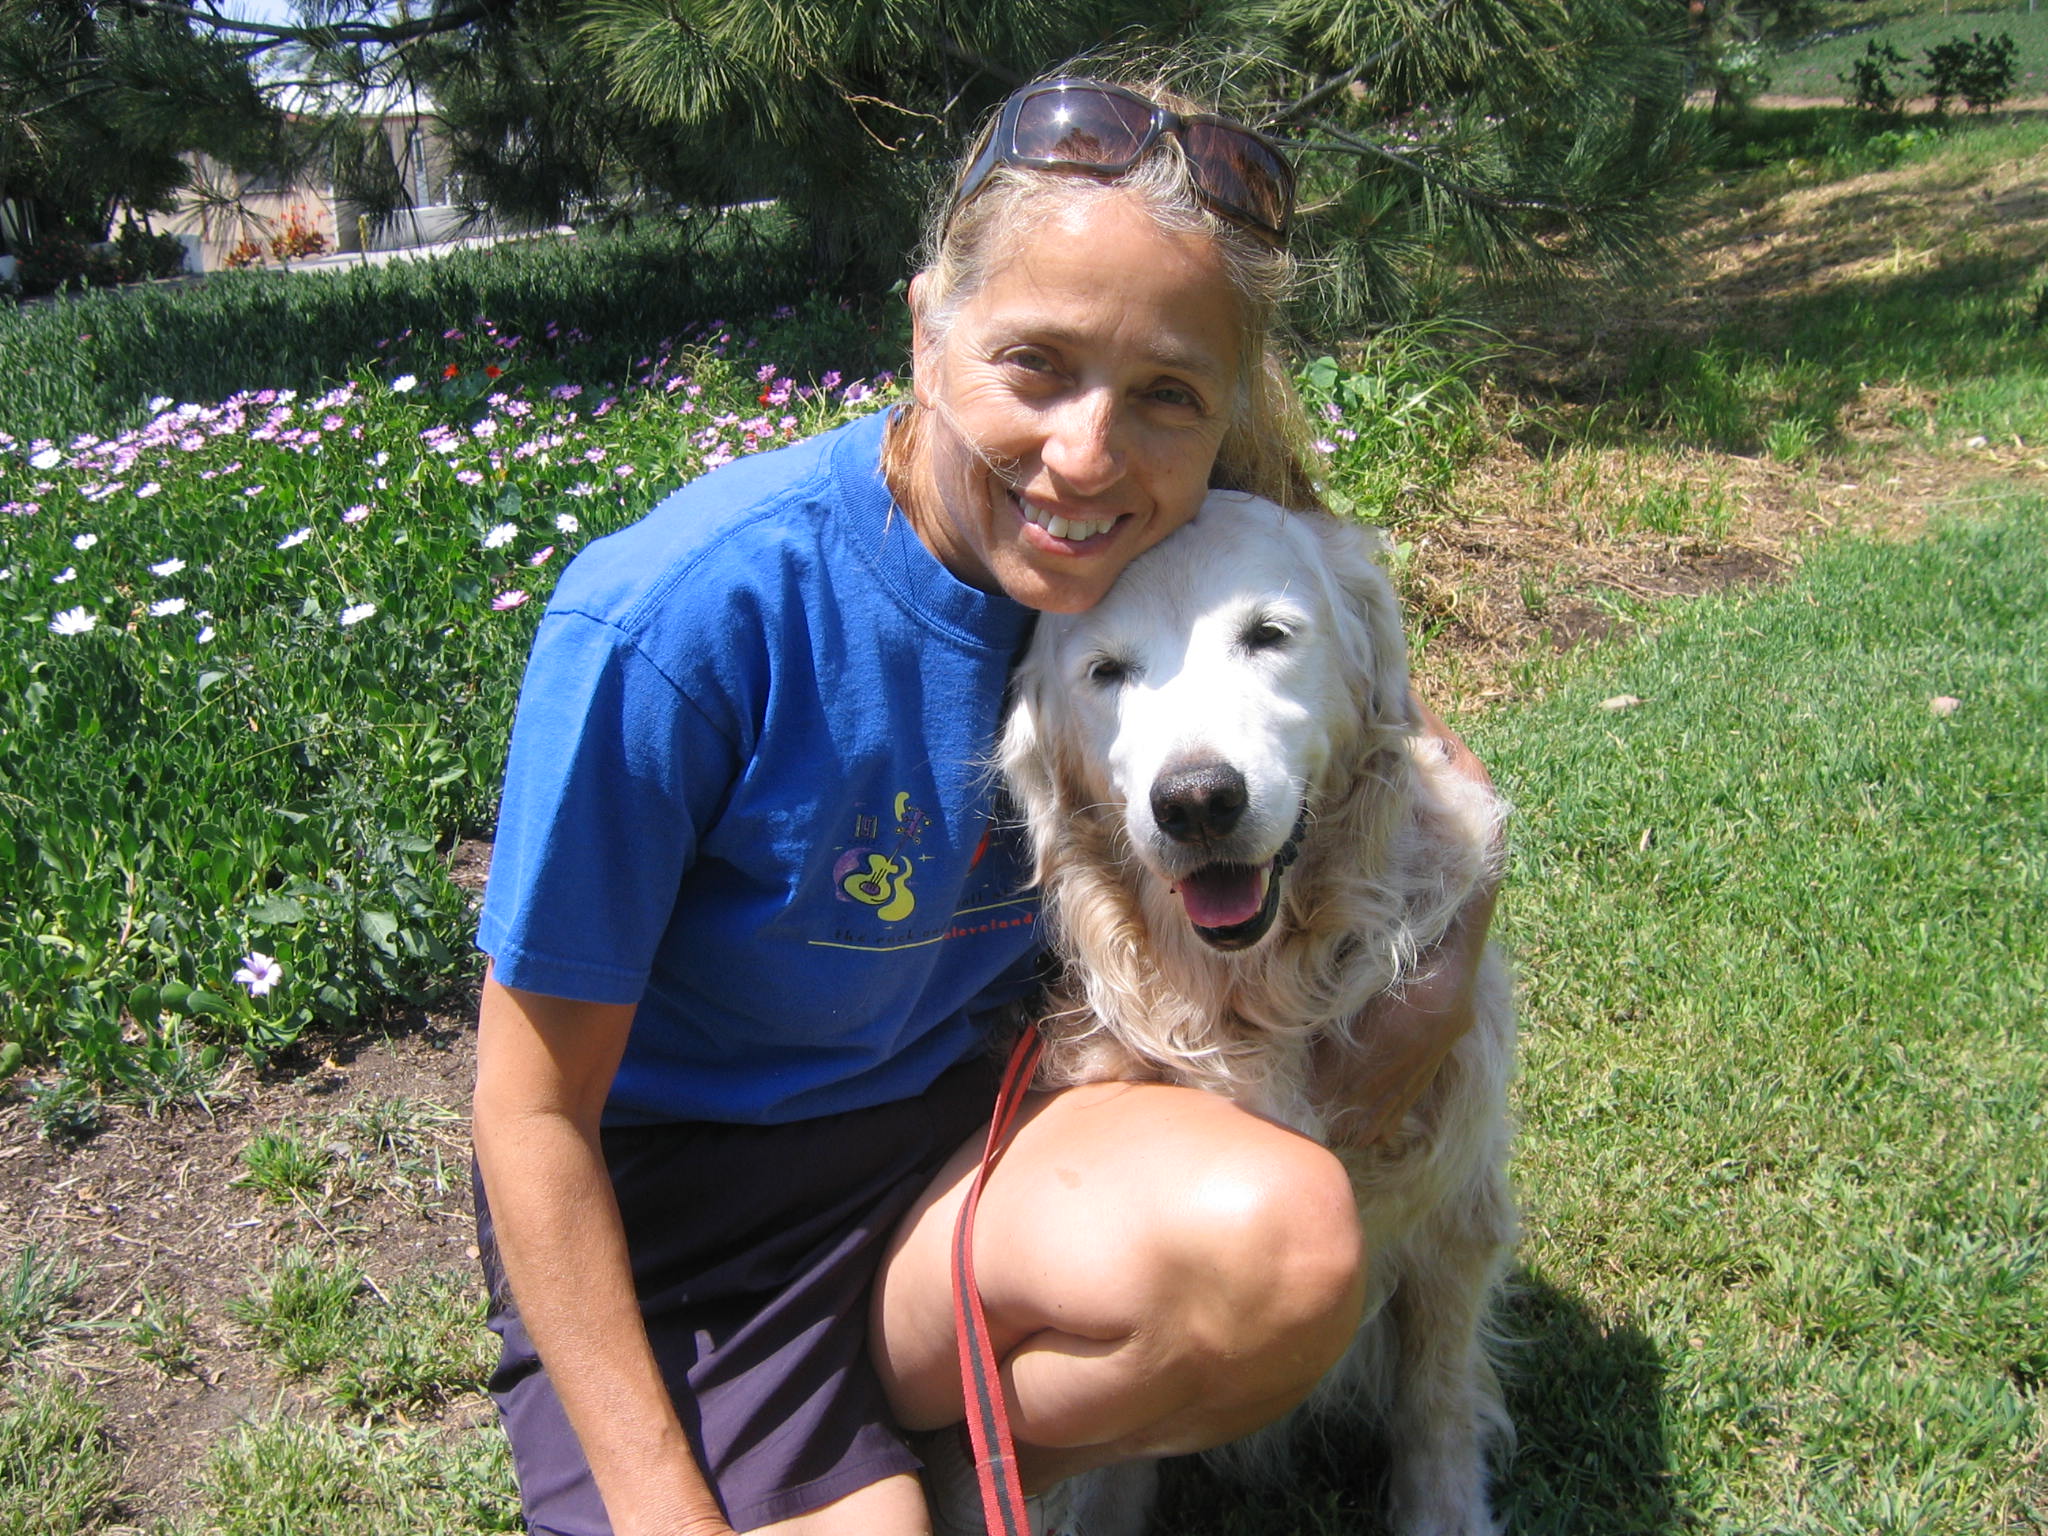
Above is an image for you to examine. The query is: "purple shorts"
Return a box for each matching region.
[473,1055,998,1534]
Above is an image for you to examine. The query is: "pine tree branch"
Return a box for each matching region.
[902,21,1021,90]
[1298,120,1593,217]
[107,0,493,49]
[1266,0,1460,129]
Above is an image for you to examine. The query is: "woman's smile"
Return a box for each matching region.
[907,193,1244,614]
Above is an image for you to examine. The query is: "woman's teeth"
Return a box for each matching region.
[1014,493,1116,542]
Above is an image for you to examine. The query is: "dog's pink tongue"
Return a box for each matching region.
[1176,864,1268,930]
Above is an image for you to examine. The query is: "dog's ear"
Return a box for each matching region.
[1310,514,1412,732]
[996,659,1065,885]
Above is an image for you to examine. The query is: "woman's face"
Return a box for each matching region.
[908,193,1243,615]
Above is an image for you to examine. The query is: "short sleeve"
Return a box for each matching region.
[477,608,743,1004]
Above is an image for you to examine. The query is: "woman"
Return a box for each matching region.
[472,74,1499,1536]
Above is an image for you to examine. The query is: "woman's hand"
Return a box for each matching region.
[1324,696,1501,1148]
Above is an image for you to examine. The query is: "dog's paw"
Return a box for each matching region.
[1388,1483,1502,1536]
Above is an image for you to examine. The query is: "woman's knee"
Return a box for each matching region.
[1156,1126,1366,1391]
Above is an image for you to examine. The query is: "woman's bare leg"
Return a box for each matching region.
[871,1081,1366,1491]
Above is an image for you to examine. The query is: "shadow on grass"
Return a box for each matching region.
[1493,1269,1684,1535]
[1143,1268,1681,1534]
[1546,243,2046,454]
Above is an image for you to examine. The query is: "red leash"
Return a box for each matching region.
[952,1026,1044,1536]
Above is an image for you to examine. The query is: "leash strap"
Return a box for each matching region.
[952,1026,1044,1536]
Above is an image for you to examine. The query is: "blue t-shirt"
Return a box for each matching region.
[478,410,1043,1126]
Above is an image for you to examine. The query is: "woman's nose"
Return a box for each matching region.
[1039,389,1125,494]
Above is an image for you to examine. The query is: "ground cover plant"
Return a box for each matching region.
[0,216,857,445]
[0,304,918,1100]
[2,103,2045,1534]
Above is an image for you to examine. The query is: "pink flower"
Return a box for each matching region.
[234,951,283,997]
[493,589,530,610]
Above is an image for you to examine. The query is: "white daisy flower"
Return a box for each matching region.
[49,606,97,635]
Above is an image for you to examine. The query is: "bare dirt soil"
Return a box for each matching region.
[4,129,2045,1528]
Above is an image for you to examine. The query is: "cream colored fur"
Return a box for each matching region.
[999,493,1519,1536]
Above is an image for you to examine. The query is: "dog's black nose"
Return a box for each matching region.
[1151,762,1248,844]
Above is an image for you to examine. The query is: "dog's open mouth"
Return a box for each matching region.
[1173,860,1285,951]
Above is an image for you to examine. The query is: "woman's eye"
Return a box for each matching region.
[1149,383,1200,409]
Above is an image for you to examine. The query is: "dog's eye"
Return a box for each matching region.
[1086,655,1132,687]
[1242,620,1291,652]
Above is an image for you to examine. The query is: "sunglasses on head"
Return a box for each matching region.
[949,79,1297,245]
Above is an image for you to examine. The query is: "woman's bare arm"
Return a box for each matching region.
[472,970,739,1536]
[1325,697,1501,1148]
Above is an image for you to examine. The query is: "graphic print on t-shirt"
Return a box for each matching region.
[815,793,1035,953]
[834,790,927,922]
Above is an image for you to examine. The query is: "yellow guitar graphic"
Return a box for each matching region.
[841,852,916,921]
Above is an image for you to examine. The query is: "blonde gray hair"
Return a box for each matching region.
[882,77,1322,514]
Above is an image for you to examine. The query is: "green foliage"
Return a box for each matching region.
[328,1270,495,1419]
[0,1246,86,1363]
[1841,39,1912,117]
[1921,31,2020,115]
[0,219,865,444]
[230,1250,492,1416]
[0,1374,122,1536]
[229,1248,366,1377]
[116,0,1710,329]
[192,1412,520,1535]
[1297,328,1489,527]
[0,290,906,1075]
[236,1127,334,1204]
[124,1290,202,1377]
[0,0,275,243]
[1772,7,2048,103]
[21,1075,100,1145]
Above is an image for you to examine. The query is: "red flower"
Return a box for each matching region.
[758,389,773,405]
[444,364,461,380]
[485,364,503,379]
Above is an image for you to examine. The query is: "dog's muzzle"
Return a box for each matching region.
[1161,797,1310,952]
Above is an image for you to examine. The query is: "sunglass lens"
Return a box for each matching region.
[1182,122,1294,236]
[1011,87,1155,170]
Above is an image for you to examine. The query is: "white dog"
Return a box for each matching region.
[998,492,1518,1536]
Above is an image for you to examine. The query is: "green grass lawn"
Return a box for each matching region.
[1772,4,2048,101]
[1484,495,2047,1534]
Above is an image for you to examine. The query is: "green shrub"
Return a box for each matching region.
[1841,39,1912,118]
[1922,32,2020,116]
